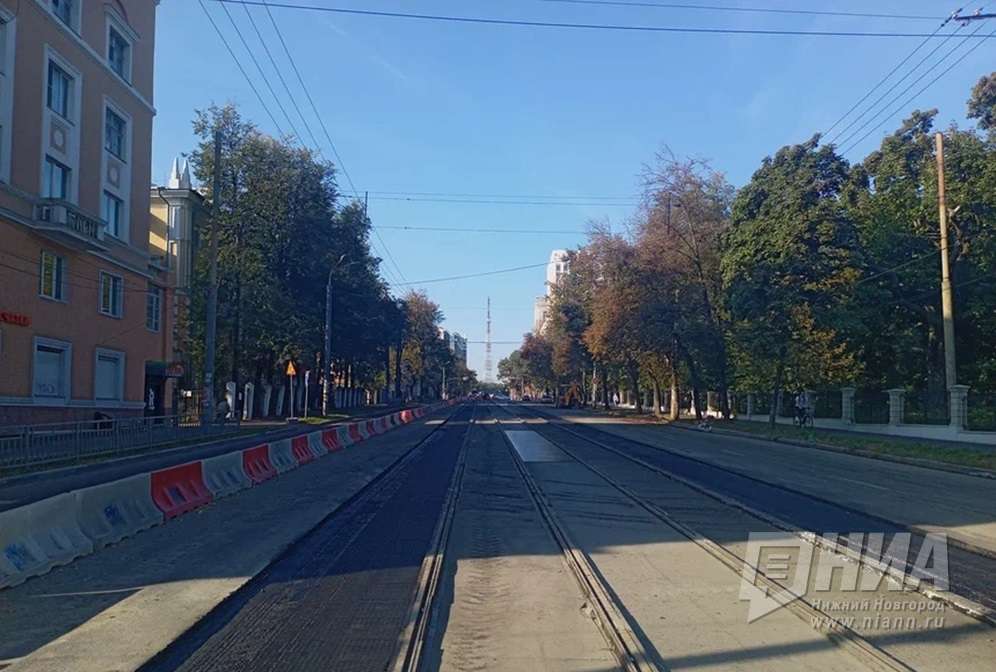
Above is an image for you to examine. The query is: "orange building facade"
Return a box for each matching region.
[0,0,167,425]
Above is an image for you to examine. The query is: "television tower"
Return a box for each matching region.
[484,297,493,383]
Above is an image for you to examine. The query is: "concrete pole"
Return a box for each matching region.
[203,129,222,424]
[322,270,333,416]
[935,132,957,390]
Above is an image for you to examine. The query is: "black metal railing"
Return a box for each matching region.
[854,390,889,424]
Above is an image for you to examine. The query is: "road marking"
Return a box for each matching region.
[832,475,891,492]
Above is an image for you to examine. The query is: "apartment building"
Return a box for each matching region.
[0,0,162,425]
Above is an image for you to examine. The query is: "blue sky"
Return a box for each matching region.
[152,1,994,377]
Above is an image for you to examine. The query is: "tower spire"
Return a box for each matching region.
[484,297,493,383]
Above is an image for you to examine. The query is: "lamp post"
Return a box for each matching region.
[322,255,348,417]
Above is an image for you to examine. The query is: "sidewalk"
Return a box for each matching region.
[0,404,411,513]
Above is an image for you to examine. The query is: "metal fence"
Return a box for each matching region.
[812,390,842,419]
[967,392,996,431]
[0,414,241,471]
[903,390,950,426]
[854,390,889,424]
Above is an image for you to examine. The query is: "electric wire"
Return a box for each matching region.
[536,0,941,21]
[840,21,995,155]
[238,0,325,155]
[216,0,304,144]
[210,0,996,39]
[828,17,969,146]
[395,261,551,286]
[823,9,957,139]
[198,0,287,137]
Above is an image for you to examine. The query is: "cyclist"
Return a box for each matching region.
[793,390,811,427]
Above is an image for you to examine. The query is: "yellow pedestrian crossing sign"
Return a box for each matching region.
[286,361,297,377]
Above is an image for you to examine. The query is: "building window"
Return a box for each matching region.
[52,0,73,26]
[94,348,124,401]
[102,191,124,238]
[104,108,126,160]
[99,271,123,317]
[108,26,130,81]
[39,251,66,301]
[43,156,70,199]
[33,338,71,400]
[47,61,72,119]
[146,285,161,332]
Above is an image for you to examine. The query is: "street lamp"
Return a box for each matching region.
[322,254,348,417]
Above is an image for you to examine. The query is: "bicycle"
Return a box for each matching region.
[793,406,814,428]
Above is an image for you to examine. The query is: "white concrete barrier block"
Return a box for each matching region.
[306,432,326,458]
[267,439,298,473]
[202,451,252,499]
[0,493,93,589]
[75,473,163,549]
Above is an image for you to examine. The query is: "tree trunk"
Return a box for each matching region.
[652,379,662,418]
[394,342,403,400]
[669,359,680,421]
[627,359,642,414]
[600,364,609,410]
[770,346,787,428]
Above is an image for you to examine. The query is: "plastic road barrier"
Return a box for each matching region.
[75,473,163,549]
[202,451,252,498]
[150,462,213,519]
[243,444,277,484]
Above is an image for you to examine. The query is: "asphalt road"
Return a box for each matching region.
[142,404,475,672]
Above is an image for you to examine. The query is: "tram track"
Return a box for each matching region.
[495,402,996,672]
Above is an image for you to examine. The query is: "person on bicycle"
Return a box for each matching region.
[794,390,808,426]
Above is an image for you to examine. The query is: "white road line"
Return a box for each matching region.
[832,475,891,492]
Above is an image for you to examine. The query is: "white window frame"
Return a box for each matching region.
[100,96,131,242]
[46,59,72,120]
[42,155,70,199]
[39,250,67,301]
[32,336,72,403]
[101,190,124,238]
[98,270,123,318]
[0,10,16,183]
[146,284,161,332]
[94,347,125,402]
[105,16,132,83]
[49,0,81,33]
[41,47,81,204]
[104,106,126,160]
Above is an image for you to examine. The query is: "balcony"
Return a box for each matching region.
[33,199,108,251]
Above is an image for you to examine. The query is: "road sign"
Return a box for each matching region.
[286,360,297,377]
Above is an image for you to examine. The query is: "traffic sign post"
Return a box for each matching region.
[286,360,298,421]
[304,370,311,419]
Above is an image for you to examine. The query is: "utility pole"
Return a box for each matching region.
[322,267,334,416]
[203,128,222,424]
[935,132,957,390]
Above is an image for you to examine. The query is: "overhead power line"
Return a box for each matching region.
[198,0,286,136]
[375,225,588,234]
[216,0,303,144]
[537,0,942,22]
[256,0,408,286]
[395,261,551,286]
[829,16,969,146]
[369,195,638,206]
[840,21,995,155]
[238,0,324,154]
[823,9,957,139]
[212,1,996,38]
[364,190,638,201]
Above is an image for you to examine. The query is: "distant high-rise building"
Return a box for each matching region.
[532,250,570,334]
[452,333,467,367]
